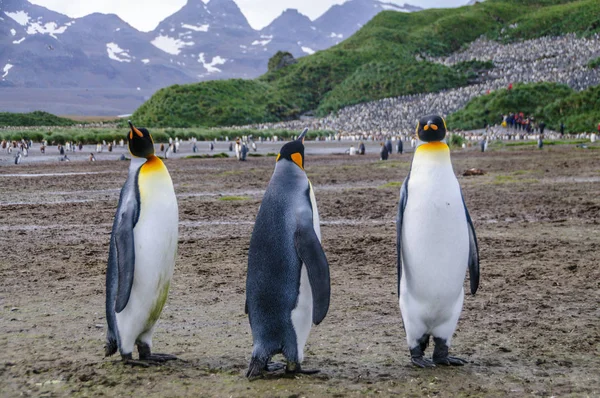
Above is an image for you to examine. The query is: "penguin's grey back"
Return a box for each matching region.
[246,162,310,345]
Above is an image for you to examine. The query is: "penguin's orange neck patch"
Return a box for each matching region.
[142,155,165,173]
[416,141,449,154]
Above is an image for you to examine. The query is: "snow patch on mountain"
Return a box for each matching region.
[252,35,273,46]
[198,53,226,73]
[5,11,70,38]
[141,59,150,64]
[2,64,14,79]
[4,11,30,26]
[27,21,68,38]
[13,38,26,44]
[106,43,132,63]
[10,29,17,36]
[182,23,209,32]
[151,34,194,55]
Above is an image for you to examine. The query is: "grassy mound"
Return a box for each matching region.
[132,0,600,127]
[447,82,600,133]
[0,127,337,145]
[0,111,77,127]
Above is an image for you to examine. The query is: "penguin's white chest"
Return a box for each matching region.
[134,171,178,291]
[401,157,469,312]
[119,166,178,332]
[290,182,320,361]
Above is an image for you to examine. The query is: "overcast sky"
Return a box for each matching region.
[28,0,469,31]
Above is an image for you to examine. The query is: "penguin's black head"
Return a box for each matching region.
[277,128,307,170]
[416,114,447,142]
[128,121,155,158]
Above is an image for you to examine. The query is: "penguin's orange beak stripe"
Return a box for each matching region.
[131,126,144,138]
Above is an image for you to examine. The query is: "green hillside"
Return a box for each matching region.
[447,82,600,133]
[132,0,600,128]
[0,111,77,127]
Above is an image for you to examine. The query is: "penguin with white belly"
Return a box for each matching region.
[396,115,480,368]
[105,121,179,366]
[245,128,330,378]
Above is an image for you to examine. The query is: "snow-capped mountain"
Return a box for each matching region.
[313,0,421,42]
[0,0,422,115]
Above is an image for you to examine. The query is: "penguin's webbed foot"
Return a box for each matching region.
[411,356,435,368]
[285,362,320,375]
[433,356,468,366]
[124,359,152,367]
[142,353,178,362]
[121,353,153,367]
[432,337,468,366]
[266,361,285,372]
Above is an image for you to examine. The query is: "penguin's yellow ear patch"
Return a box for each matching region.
[291,152,303,169]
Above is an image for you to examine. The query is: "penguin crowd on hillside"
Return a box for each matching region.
[231,34,600,136]
[105,117,479,377]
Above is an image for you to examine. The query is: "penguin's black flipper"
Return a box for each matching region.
[294,211,330,325]
[463,199,480,295]
[396,176,409,296]
[113,173,141,313]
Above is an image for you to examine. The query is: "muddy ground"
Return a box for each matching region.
[1,144,599,397]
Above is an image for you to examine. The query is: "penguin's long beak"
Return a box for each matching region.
[297,128,308,143]
[128,120,144,140]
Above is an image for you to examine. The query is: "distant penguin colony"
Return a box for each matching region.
[105,121,179,366]
[98,117,480,375]
[396,115,479,367]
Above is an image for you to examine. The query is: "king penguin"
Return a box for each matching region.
[245,128,331,378]
[396,115,480,368]
[105,121,179,366]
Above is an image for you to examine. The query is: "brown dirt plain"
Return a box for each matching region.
[1,144,599,397]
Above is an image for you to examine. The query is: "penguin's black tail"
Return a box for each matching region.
[105,336,118,357]
[246,356,268,379]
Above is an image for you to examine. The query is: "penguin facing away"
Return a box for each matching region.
[396,115,480,368]
[245,128,331,378]
[105,121,179,366]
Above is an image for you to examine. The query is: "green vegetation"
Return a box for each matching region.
[0,111,78,127]
[378,181,403,189]
[586,56,600,69]
[268,51,297,72]
[132,0,600,128]
[0,127,336,145]
[448,133,467,148]
[218,196,249,201]
[448,83,600,133]
[184,153,229,159]
[247,152,278,157]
